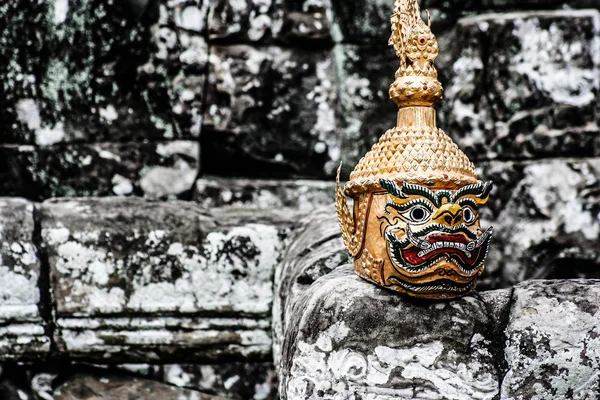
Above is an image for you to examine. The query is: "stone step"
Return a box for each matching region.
[0,361,276,400]
[54,374,224,400]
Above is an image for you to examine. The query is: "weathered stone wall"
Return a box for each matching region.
[1,0,600,398]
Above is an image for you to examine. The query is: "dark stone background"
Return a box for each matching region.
[1,0,600,398]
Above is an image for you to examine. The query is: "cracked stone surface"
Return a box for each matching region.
[501,279,600,399]
[40,198,298,362]
[440,10,600,162]
[1,0,208,145]
[203,45,339,179]
[195,178,336,209]
[0,198,49,360]
[479,158,600,289]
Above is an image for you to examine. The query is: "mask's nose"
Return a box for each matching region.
[432,204,463,227]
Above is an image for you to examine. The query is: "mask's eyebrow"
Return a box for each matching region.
[458,197,479,210]
[380,178,407,199]
[380,179,439,206]
[401,182,438,205]
[451,181,493,203]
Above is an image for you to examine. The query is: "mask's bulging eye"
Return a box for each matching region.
[402,206,431,223]
[463,207,476,224]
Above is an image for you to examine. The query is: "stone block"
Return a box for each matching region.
[280,266,504,399]
[1,141,200,200]
[194,178,336,209]
[0,199,49,360]
[53,374,223,399]
[40,198,296,362]
[479,158,600,289]
[208,0,331,44]
[501,279,600,399]
[441,10,600,161]
[203,45,339,179]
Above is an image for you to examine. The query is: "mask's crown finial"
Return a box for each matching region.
[389,0,443,108]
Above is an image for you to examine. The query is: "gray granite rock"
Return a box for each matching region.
[203,45,339,179]
[479,158,600,289]
[0,199,49,360]
[208,0,331,44]
[441,10,600,161]
[1,141,199,200]
[501,279,600,399]
[40,198,296,362]
[53,374,223,400]
[273,206,349,366]
[280,266,504,399]
[195,178,336,209]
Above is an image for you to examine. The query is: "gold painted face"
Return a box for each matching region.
[376,179,493,297]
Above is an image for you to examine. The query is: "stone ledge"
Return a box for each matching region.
[40,198,300,363]
[0,197,306,363]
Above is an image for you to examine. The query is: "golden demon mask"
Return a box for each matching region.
[335,0,493,299]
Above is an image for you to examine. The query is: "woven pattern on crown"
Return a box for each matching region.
[349,127,476,182]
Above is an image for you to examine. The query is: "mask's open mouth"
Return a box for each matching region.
[386,225,493,275]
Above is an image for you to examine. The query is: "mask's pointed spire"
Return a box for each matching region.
[343,0,477,197]
[389,0,443,109]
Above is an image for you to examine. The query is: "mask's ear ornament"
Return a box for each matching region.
[335,0,494,299]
